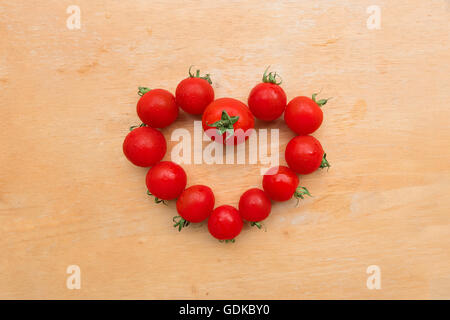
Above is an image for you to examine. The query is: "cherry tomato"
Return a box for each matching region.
[208,205,243,241]
[176,185,215,223]
[202,98,255,145]
[284,93,330,135]
[285,135,330,174]
[122,126,166,167]
[137,88,178,128]
[248,67,287,121]
[263,166,298,201]
[238,188,271,226]
[145,161,187,200]
[262,166,311,202]
[175,67,214,115]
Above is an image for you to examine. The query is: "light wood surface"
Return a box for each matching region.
[0,0,449,299]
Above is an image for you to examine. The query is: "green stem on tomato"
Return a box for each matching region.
[262,66,282,85]
[320,153,331,170]
[294,186,312,207]
[129,123,147,131]
[138,87,151,96]
[172,216,190,232]
[250,222,262,229]
[188,66,212,84]
[206,110,239,139]
[219,239,236,243]
[147,190,168,205]
[312,91,332,107]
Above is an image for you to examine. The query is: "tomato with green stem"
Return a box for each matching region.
[145,161,187,201]
[136,88,178,128]
[248,67,287,121]
[262,166,311,202]
[208,205,243,241]
[285,135,330,175]
[202,98,255,145]
[175,67,214,115]
[284,92,331,135]
[238,188,271,229]
[173,185,215,231]
[122,126,166,167]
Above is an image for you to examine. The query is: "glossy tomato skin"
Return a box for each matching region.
[145,161,187,200]
[176,77,214,115]
[238,188,271,222]
[123,127,166,167]
[137,89,178,128]
[248,83,287,121]
[202,98,255,145]
[176,185,215,223]
[262,166,299,201]
[285,135,324,174]
[284,96,323,135]
[208,205,243,240]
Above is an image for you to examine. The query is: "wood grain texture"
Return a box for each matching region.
[0,0,449,299]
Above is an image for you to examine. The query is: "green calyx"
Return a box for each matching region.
[294,186,312,206]
[219,239,236,243]
[295,186,312,199]
[173,216,190,232]
[147,190,168,205]
[250,221,267,232]
[312,91,332,107]
[320,153,331,170]
[262,66,282,85]
[138,87,151,96]
[207,110,239,139]
[129,123,147,131]
[188,65,212,84]
[250,222,262,229]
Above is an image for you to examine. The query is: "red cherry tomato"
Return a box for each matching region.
[137,88,178,128]
[208,205,243,241]
[285,135,330,174]
[176,185,215,223]
[122,126,166,167]
[202,98,255,145]
[248,68,287,121]
[284,94,330,135]
[175,67,214,115]
[263,166,299,201]
[238,188,271,225]
[262,166,312,203]
[145,161,187,200]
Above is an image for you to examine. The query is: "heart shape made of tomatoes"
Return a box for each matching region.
[123,66,331,243]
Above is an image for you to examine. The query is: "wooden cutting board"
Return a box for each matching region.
[0,1,449,299]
